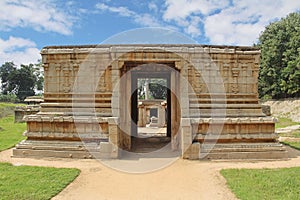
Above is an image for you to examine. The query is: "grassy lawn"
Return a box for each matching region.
[276,117,300,150]
[275,117,300,129]
[221,167,300,200]
[0,102,27,151]
[0,162,80,200]
[0,102,81,200]
[0,115,26,151]
[0,102,25,118]
[279,129,300,138]
[282,141,300,151]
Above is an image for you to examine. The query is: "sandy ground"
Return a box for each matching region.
[2,148,300,200]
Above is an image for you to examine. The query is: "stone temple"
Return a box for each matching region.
[13,44,287,159]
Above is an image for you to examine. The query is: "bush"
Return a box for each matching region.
[0,94,19,103]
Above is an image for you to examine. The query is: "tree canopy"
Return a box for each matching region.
[138,78,167,100]
[257,12,300,99]
[0,61,44,101]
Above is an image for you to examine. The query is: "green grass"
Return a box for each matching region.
[0,115,26,151]
[275,117,300,129]
[0,162,80,200]
[0,102,25,118]
[279,129,300,138]
[282,141,300,151]
[0,103,81,200]
[221,167,300,200]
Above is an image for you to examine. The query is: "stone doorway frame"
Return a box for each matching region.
[118,61,181,152]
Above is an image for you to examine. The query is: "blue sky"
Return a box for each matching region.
[0,0,300,65]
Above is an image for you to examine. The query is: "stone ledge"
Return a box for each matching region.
[24,115,109,123]
[41,44,259,55]
[190,117,276,124]
[24,131,109,139]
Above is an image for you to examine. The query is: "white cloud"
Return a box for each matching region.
[185,16,202,37]
[96,3,135,17]
[162,0,300,45]
[95,3,163,27]
[148,2,158,12]
[162,0,229,38]
[0,36,41,66]
[204,0,300,45]
[0,0,74,35]
[93,1,300,45]
[163,0,230,20]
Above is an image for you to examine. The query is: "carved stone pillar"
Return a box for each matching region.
[62,64,71,93]
[231,67,240,94]
[43,63,49,92]
[55,63,61,92]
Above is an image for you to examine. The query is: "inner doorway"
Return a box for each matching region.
[130,72,171,152]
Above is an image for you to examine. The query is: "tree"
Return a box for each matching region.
[14,64,37,100]
[0,61,44,101]
[149,79,167,99]
[0,62,17,95]
[257,12,300,99]
[137,78,167,100]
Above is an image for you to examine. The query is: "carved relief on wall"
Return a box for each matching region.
[222,63,230,93]
[230,66,240,94]
[55,63,61,93]
[188,65,204,93]
[96,65,112,93]
[62,64,71,93]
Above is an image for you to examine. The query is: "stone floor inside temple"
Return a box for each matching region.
[130,127,170,153]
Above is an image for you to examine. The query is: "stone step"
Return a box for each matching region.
[201,151,288,160]
[15,140,101,151]
[13,148,93,159]
[13,139,116,159]
[199,143,288,160]
[201,143,285,153]
[183,142,288,160]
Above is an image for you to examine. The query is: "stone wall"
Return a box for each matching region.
[13,44,286,160]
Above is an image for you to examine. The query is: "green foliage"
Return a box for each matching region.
[0,94,19,103]
[0,162,80,200]
[149,79,167,99]
[221,167,300,200]
[138,78,167,100]
[0,62,17,95]
[0,61,44,101]
[0,115,26,151]
[258,12,300,99]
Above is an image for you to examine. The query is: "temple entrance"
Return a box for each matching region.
[118,61,181,153]
[130,74,171,153]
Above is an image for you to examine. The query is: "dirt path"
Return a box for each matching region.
[2,148,300,200]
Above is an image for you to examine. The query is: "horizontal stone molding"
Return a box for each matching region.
[190,117,277,124]
[24,115,109,123]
